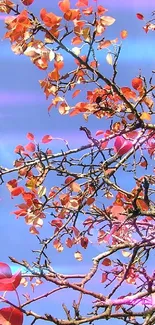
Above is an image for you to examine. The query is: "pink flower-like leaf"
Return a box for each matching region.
[114,136,133,156]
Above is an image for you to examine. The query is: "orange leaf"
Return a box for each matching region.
[64,9,80,21]
[48,69,60,81]
[120,30,128,39]
[72,89,81,98]
[58,0,70,12]
[54,61,64,70]
[132,77,143,90]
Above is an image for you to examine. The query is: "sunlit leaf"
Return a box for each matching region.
[74,251,83,261]
[106,53,113,65]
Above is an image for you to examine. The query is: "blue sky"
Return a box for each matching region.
[0,0,155,324]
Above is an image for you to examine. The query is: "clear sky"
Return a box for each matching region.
[0,0,154,324]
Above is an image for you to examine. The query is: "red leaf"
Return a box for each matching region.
[0,263,21,291]
[0,270,21,291]
[0,307,23,325]
[11,187,24,197]
[66,237,73,248]
[26,133,35,141]
[25,142,36,152]
[81,236,88,249]
[101,272,107,283]
[7,179,18,192]
[50,219,63,228]
[65,176,74,185]
[41,135,53,143]
[136,13,144,20]
[102,258,111,266]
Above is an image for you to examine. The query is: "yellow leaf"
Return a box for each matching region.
[26,178,37,190]
[140,112,151,121]
[82,27,90,41]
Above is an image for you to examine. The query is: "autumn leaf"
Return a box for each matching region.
[120,30,128,39]
[70,181,81,192]
[11,187,24,197]
[14,145,25,154]
[100,15,115,26]
[106,53,113,65]
[136,198,149,211]
[21,0,34,5]
[41,135,53,143]
[140,112,151,121]
[72,89,81,98]
[132,77,143,90]
[76,0,88,7]
[26,132,35,141]
[25,142,36,152]
[74,251,83,261]
[114,136,133,156]
[0,262,21,291]
[0,307,23,325]
[136,13,144,20]
[102,258,111,266]
[58,0,70,13]
[101,272,107,283]
[81,236,88,249]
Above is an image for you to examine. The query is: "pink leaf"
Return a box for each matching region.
[42,135,53,143]
[0,270,21,291]
[114,136,133,156]
[25,142,36,152]
[27,133,35,141]
[95,130,104,136]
